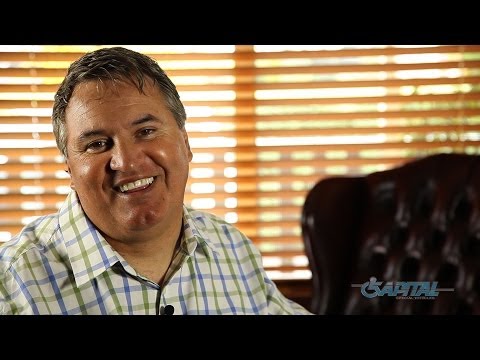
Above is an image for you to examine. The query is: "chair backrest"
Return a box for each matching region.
[301,153,480,314]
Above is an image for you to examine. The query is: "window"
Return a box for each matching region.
[1,45,479,280]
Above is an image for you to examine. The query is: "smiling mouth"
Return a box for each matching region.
[118,177,155,193]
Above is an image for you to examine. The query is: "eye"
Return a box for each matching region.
[138,128,156,137]
[86,139,109,153]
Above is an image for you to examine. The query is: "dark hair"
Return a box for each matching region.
[52,46,187,158]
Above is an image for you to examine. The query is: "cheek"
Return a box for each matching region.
[177,142,192,165]
[67,158,100,186]
[154,136,191,164]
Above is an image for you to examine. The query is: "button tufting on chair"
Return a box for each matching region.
[301,153,480,315]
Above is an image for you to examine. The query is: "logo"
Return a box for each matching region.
[352,277,455,300]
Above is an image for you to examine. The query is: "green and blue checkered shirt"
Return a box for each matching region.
[0,191,311,315]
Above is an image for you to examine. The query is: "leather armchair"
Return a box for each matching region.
[301,153,480,314]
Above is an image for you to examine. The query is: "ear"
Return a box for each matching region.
[65,161,75,190]
[182,128,193,162]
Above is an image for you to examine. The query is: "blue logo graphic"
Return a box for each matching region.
[352,277,454,299]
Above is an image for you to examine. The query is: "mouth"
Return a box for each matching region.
[116,176,155,193]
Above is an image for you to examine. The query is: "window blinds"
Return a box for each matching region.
[1,45,479,280]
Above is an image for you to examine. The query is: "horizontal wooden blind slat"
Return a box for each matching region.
[2,59,480,77]
[3,124,479,141]
[1,142,477,157]
[3,45,479,60]
[251,45,480,58]
[3,77,480,91]
[1,120,480,133]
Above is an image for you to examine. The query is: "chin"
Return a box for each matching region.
[124,213,163,230]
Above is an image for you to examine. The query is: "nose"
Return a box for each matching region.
[109,142,138,171]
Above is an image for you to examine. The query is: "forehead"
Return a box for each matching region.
[63,81,173,143]
[70,78,160,102]
[65,79,166,120]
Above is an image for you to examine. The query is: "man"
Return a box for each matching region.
[0,47,311,315]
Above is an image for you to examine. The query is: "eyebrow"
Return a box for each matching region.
[77,129,107,143]
[77,114,159,143]
[131,114,157,126]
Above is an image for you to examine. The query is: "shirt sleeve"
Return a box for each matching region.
[263,272,313,315]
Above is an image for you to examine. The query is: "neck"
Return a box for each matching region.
[104,216,184,285]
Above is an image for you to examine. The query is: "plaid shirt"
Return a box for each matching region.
[0,191,311,315]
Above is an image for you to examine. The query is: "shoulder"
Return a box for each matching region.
[184,206,246,239]
[185,206,232,228]
[0,214,58,272]
[184,206,259,251]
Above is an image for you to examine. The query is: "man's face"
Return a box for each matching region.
[64,80,192,243]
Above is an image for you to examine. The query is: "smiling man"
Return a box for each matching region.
[0,47,312,315]
[65,80,191,286]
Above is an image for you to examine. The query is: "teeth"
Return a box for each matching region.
[119,177,154,192]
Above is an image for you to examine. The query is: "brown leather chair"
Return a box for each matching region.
[301,153,480,314]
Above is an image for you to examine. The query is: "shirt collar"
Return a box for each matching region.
[180,205,220,258]
[58,192,219,288]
